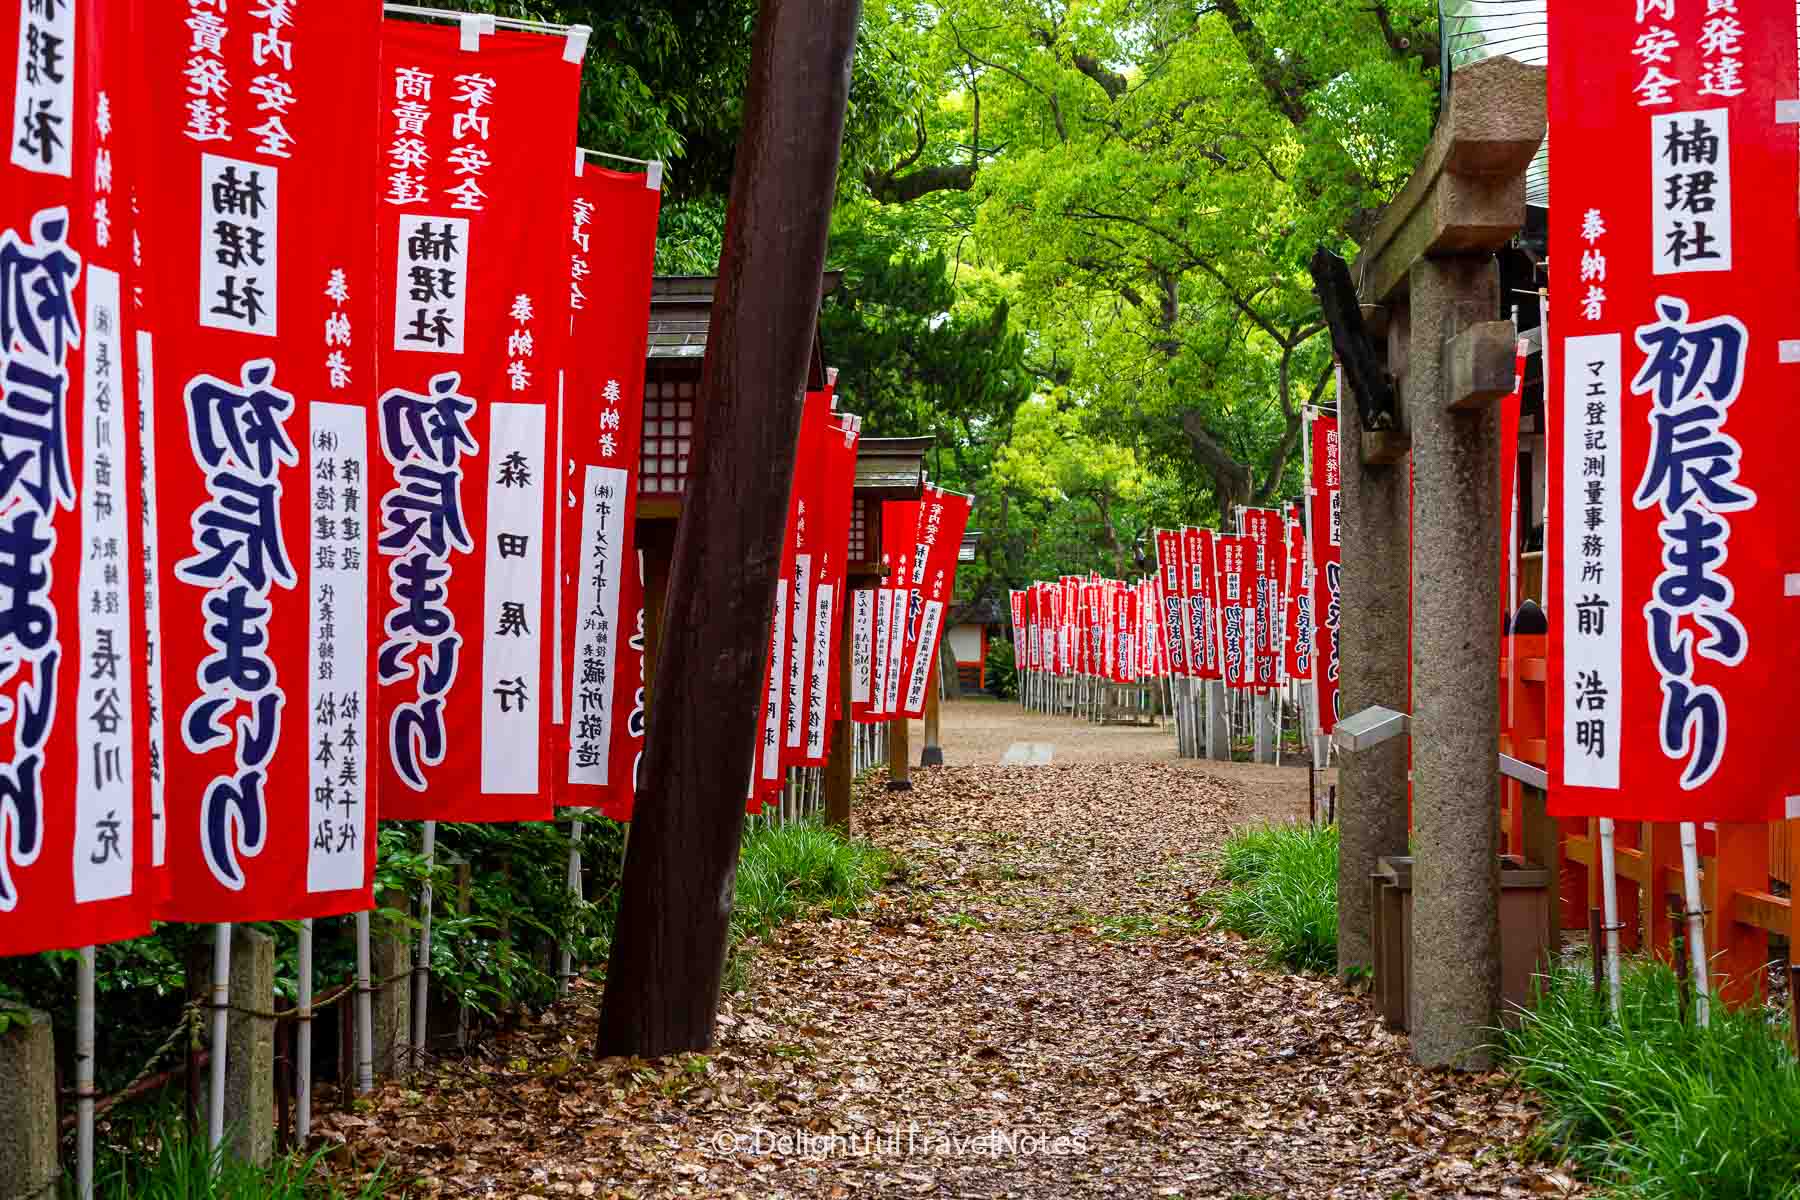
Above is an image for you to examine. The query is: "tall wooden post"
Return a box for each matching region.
[596,0,861,1059]
[920,659,943,767]
[886,712,911,790]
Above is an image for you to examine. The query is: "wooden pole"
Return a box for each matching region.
[886,711,911,791]
[596,0,860,1058]
[920,658,943,767]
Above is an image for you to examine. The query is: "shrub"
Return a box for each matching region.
[984,637,1017,699]
[733,820,893,942]
[1210,823,1339,973]
[1503,962,1800,1200]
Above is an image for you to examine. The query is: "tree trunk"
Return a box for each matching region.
[596,0,861,1059]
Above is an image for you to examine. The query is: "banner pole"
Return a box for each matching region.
[1598,818,1624,1018]
[297,919,313,1141]
[354,911,374,1093]
[412,821,438,1065]
[77,945,95,1199]
[1679,821,1710,1026]
[560,819,585,997]
[208,923,231,1152]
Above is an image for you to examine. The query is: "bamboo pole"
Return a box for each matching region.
[77,945,96,1198]
[1597,818,1623,1018]
[208,924,231,1152]
[296,920,313,1140]
[353,911,374,1093]
[1679,822,1710,1026]
[560,820,585,997]
[412,821,437,1064]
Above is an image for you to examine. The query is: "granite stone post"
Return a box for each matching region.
[0,1006,58,1200]
[1407,255,1503,1068]
[372,891,412,1077]
[1206,679,1230,760]
[1334,306,1414,978]
[225,926,276,1166]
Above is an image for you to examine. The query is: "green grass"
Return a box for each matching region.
[732,819,895,943]
[1209,822,1339,973]
[76,1118,388,1199]
[1502,962,1800,1200]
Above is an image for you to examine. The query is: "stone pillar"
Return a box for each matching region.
[1335,306,1414,978]
[1407,256,1502,1068]
[372,891,412,1077]
[226,926,276,1166]
[0,1006,58,1200]
[1252,692,1269,763]
[1206,679,1230,760]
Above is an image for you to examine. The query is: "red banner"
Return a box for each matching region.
[1242,508,1284,689]
[754,390,830,800]
[1282,504,1309,682]
[1156,531,1187,677]
[557,161,659,818]
[372,19,583,822]
[142,2,380,923]
[0,0,154,954]
[1308,415,1342,732]
[899,488,970,717]
[1183,528,1220,680]
[807,413,860,765]
[1547,2,1800,821]
[876,500,918,716]
[1216,535,1253,689]
[1499,337,1527,622]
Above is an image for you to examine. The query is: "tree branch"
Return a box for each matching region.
[863,161,978,203]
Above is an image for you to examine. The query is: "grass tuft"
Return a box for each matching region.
[732,820,894,944]
[1209,822,1338,973]
[1503,961,1800,1200]
[78,1117,388,1198]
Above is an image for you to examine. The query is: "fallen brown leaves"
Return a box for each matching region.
[316,753,1584,1199]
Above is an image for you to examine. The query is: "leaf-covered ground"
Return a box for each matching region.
[319,728,1580,1198]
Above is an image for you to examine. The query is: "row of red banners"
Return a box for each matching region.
[847,489,974,727]
[1007,412,1343,730]
[0,10,697,956]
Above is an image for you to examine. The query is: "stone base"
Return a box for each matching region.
[919,746,944,767]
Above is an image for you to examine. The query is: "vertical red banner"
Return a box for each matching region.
[1308,416,1342,733]
[807,413,860,765]
[557,161,659,819]
[1216,535,1253,689]
[899,488,970,718]
[877,500,918,716]
[1156,530,1188,678]
[1547,1,1800,821]
[1282,503,1309,683]
[0,0,152,953]
[1183,527,1221,681]
[372,19,583,822]
[1242,508,1284,689]
[144,2,380,922]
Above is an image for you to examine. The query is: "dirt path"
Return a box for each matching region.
[322,708,1568,1199]
[923,697,1332,828]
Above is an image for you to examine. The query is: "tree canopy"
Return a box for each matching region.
[465,0,1442,590]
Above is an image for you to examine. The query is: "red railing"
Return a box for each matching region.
[1500,628,1796,1008]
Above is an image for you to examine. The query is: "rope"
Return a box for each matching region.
[222,969,414,1023]
[60,969,417,1109]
